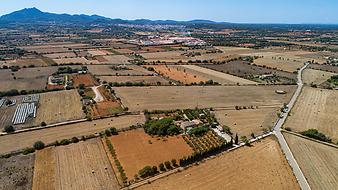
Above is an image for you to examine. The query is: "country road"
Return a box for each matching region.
[92,85,104,102]
[273,62,311,190]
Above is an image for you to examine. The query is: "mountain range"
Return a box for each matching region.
[0,7,225,25]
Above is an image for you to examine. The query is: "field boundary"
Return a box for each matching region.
[282,130,338,149]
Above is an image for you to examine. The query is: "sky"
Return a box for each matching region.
[0,0,337,24]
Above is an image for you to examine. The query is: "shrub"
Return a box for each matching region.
[285,127,292,131]
[23,147,35,155]
[188,126,209,136]
[164,161,172,169]
[71,137,79,143]
[33,141,45,150]
[40,122,47,127]
[105,129,112,136]
[138,166,156,178]
[3,125,15,133]
[301,129,332,143]
[59,139,70,145]
[171,159,177,167]
[159,163,166,171]
[110,127,118,135]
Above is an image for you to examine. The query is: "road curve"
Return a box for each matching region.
[273,62,311,190]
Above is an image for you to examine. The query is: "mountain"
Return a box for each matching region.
[0,7,223,25]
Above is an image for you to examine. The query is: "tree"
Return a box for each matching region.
[152,166,158,174]
[234,133,239,144]
[110,127,118,135]
[222,125,232,135]
[138,166,155,178]
[105,129,112,136]
[159,163,166,171]
[78,83,85,89]
[40,121,47,127]
[3,125,15,133]
[240,136,250,146]
[250,133,255,139]
[33,141,45,150]
[171,159,177,167]
[71,137,79,143]
[164,161,172,169]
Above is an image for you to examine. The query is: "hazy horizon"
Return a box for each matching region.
[1,0,338,24]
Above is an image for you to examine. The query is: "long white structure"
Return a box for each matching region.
[12,103,37,125]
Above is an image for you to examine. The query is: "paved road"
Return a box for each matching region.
[273,63,311,190]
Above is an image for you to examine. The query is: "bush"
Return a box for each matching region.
[33,141,45,150]
[159,163,166,171]
[23,147,35,155]
[71,137,79,143]
[59,139,70,145]
[164,161,172,169]
[171,159,177,167]
[40,121,47,127]
[3,125,15,133]
[105,129,112,136]
[285,127,292,131]
[110,127,118,135]
[301,129,332,143]
[138,166,156,178]
[188,126,209,136]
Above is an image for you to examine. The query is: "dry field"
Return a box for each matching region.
[30,90,85,126]
[202,61,297,84]
[71,74,98,87]
[285,87,338,141]
[0,154,35,190]
[98,76,169,85]
[113,48,134,54]
[88,65,154,76]
[178,65,257,85]
[137,137,299,190]
[32,139,119,190]
[284,133,338,190]
[53,57,99,65]
[87,49,112,56]
[308,64,338,74]
[141,51,186,62]
[0,96,22,129]
[44,52,77,59]
[0,67,57,91]
[303,68,336,85]
[101,55,131,64]
[253,56,304,73]
[109,129,193,179]
[0,57,54,67]
[214,46,260,55]
[146,65,207,84]
[214,107,279,138]
[115,85,296,112]
[0,114,145,154]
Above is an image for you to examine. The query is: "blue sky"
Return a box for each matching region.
[0,0,337,24]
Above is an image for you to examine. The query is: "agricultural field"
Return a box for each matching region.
[141,51,186,62]
[136,137,299,190]
[114,85,296,112]
[0,67,57,91]
[177,65,257,85]
[145,65,207,84]
[108,128,193,179]
[53,57,99,65]
[284,133,338,190]
[202,61,297,84]
[0,114,145,154]
[0,57,54,67]
[32,139,119,190]
[0,154,35,190]
[98,76,170,85]
[87,49,112,56]
[253,56,304,73]
[100,55,131,64]
[303,69,336,86]
[214,107,279,138]
[0,96,22,129]
[44,52,77,59]
[285,87,338,141]
[308,63,338,73]
[31,90,85,126]
[71,74,98,87]
[88,64,154,76]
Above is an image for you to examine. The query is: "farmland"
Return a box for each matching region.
[0,67,57,91]
[0,154,35,190]
[177,65,257,85]
[136,137,299,190]
[214,107,279,138]
[31,90,85,126]
[114,85,296,112]
[202,61,297,84]
[32,139,119,190]
[146,65,207,84]
[98,76,169,85]
[71,74,98,87]
[0,114,145,154]
[284,133,338,190]
[100,55,131,64]
[88,64,154,76]
[285,87,338,141]
[108,129,193,180]
[53,57,99,65]
[303,68,336,85]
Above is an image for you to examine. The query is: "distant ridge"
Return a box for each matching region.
[0,7,226,25]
